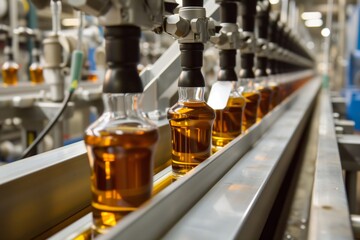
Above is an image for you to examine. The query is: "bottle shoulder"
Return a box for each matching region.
[29,62,42,70]
[242,90,261,100]
[168,101,215,120]
[226,94,246,107]
[85,112,158,137]
[2,61,19,70]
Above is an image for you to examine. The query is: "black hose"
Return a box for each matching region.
[19,90,74,159]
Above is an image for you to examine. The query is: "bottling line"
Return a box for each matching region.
[0,0,359,239]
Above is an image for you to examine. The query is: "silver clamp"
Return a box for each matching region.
[13,27,41,40]
[255,38,268,57]
[164,6,215,43]
[210,23,240,50]
[239,31,255,54]
[276,46,285,59]
[267,42,278,59]
[268,44,313,67]
[66,0,163,30]
[257,0,270,13]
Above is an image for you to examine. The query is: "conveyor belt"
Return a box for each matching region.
[99,77,321,240]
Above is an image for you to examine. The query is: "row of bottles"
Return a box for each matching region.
[80,0,314,235]
[1,37,44,86]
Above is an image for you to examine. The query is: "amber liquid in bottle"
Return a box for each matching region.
[269,84,279,110]
[212,96,246,152]
[84,123,158,233]
[29,63,45,84]
[242,91,261,132]
[87,73,98,82]
[2,62,18,86]
[257,86,273,121]
[168,101,215,179]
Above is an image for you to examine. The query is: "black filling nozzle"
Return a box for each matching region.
[220,1,238,24]
[179,43,205,87]
[5,36,14,61]
[219,50,237,81]
[182,0,203,7]
[268,13,279,75]
[103,25,143,93]
[239,54,255,78]
[239,0,257,32]
[177,1,205,88]
[239,0,256,79]
[256,0,270,40]
[255,57,267,77]
[255,0,270,77]
[32,39,41,62]
[218,2,238,82]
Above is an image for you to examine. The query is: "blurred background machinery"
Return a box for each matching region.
[0,0,359,240]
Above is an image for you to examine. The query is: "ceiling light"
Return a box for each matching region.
[305,19,323,27]
[269,0,279,4]
[321,28,331,37]
[301,11,322,20]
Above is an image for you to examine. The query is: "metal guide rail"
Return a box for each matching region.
[307,90,353,240]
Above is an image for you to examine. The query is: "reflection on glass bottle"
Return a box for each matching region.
[84,93,159,233]
[212,82,245,152]
[239,79,261,132]
[256,77,273,121]
[168,87,215,179]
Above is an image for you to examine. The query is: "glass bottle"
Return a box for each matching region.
[84,93,159,233]
[2,49,19,86]
[239,78,261,132]
[268,75,279,110]
[168,87,215,179]
[212,81,246,152]
[256,77,273,121]
[29,61,44,84]
[29,44,44,84]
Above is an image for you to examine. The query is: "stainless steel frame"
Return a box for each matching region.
[140,0,220,114]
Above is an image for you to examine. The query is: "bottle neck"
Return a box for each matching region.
[32,49,41,63]
[255,76,269,86]
[4,46,14,61]
[178,87,205,102]
[239,78,256,92]
[102,93,142,118]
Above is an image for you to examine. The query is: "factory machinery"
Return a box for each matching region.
[0,0,359,239]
